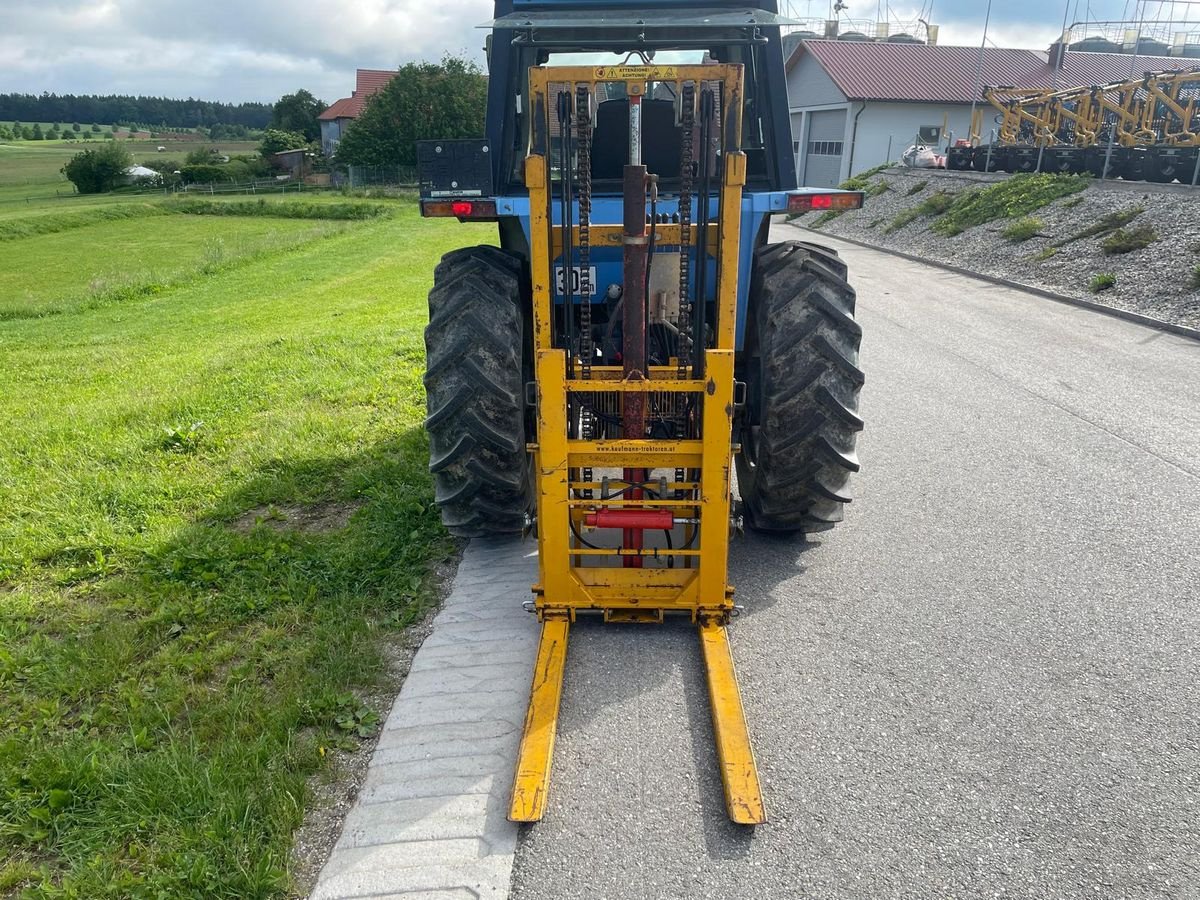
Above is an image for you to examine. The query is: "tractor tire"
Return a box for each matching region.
[737,241,864,534]
[424,245,532,537]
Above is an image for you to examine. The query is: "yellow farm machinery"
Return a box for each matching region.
[417,0,865,823]
[948,66,1200,182]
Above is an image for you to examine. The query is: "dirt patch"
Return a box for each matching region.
[286,548,463,899]
[232,500,363,534]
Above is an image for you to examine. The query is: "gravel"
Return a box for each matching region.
[792,168,1200,330]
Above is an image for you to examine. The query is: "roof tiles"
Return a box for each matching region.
[794,40,1198,103]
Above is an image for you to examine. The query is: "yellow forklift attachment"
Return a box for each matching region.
[509,62,765,826]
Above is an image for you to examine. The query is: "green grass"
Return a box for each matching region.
[0,141,259,204]
[1101,224,1158,255]
[0,213,346,318]
[1055,205,1144,247]
[1190,264,1200,290]
[168,198,393,220]
[885,190,955,233]
[1031,246,1059,262]
[0,202,172,240]
[929,173,1089,237]
[838,162,892,191]
[0,200,474,896]
[905,180,928,196]
[1001,216,1043,242]
[1089,272,1117,292]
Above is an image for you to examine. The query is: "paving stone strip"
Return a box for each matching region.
[311,537,538,900]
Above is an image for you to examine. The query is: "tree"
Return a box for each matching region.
[259,128,308,157]
[61,142,133,193]
[185,146,220,165]
[271,89,326,142]
[31,123,44,140]
[91,123,101,133]
[335,56,485,167]
[0,126,12,141]
[46,127,60,140]
[72,122,81,132]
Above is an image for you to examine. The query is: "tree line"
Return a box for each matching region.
[0,93,272,130]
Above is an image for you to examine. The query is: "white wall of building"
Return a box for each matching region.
[786,47,983,184]
[845,102,977,176]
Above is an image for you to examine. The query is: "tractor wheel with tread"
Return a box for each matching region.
[737,240,864,534]
[424,245,532,537]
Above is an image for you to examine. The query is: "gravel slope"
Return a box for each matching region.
[791,168,1200,330]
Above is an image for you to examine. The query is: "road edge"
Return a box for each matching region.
[784,222,1200,344]
[309,536,538,900]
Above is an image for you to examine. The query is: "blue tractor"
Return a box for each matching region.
[419,0,868,822]
[419,0,865,540]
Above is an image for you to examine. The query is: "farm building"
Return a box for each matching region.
[318,69,397,156]
[786,40,1199,186]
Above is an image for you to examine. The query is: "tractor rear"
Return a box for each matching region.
[419,0,864,824]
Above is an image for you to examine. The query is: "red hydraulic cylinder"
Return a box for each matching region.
[584,509,674,530]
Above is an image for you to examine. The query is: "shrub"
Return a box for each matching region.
[1101,224,1157,255]
[906,180,928,196]
[1191,264,1200,290]
[61,142,134,193]
[1001,217,1043,242]
[1089,273,1116,293]
[865,179,890,197]
[1031,247,1058,262]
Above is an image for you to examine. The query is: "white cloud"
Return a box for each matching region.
[0,0,492,101]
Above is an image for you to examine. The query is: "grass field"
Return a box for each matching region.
[0,193,486,896]
[0,141,261,204]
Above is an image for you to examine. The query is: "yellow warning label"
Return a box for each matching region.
[593,65,678,81]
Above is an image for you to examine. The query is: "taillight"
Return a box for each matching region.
[786,191,864,214]
[421,199,498,219]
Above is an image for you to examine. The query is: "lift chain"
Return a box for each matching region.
[575,85,594,382]
[677,82,696,383]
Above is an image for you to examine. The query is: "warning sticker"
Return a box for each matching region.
[593,65,678,81]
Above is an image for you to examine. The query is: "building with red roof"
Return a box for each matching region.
[786,39,1198,186]
[318,68,397,155]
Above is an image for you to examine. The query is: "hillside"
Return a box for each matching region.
[791,169,1200,330]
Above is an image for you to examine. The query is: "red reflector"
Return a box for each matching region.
[786,191,864,214]
[420,199,498,219]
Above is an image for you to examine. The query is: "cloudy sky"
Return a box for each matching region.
[1,0,1194,103]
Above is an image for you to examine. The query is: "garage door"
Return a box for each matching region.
[803,109,847,187]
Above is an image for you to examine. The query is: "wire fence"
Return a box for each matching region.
[339,165,419,189]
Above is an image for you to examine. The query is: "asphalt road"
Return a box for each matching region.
[508,226,1200,899]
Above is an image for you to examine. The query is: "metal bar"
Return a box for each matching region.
[536,349,572,603]
[699,619,766,825]
[509,617,570,823]
[557,89,576,378]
